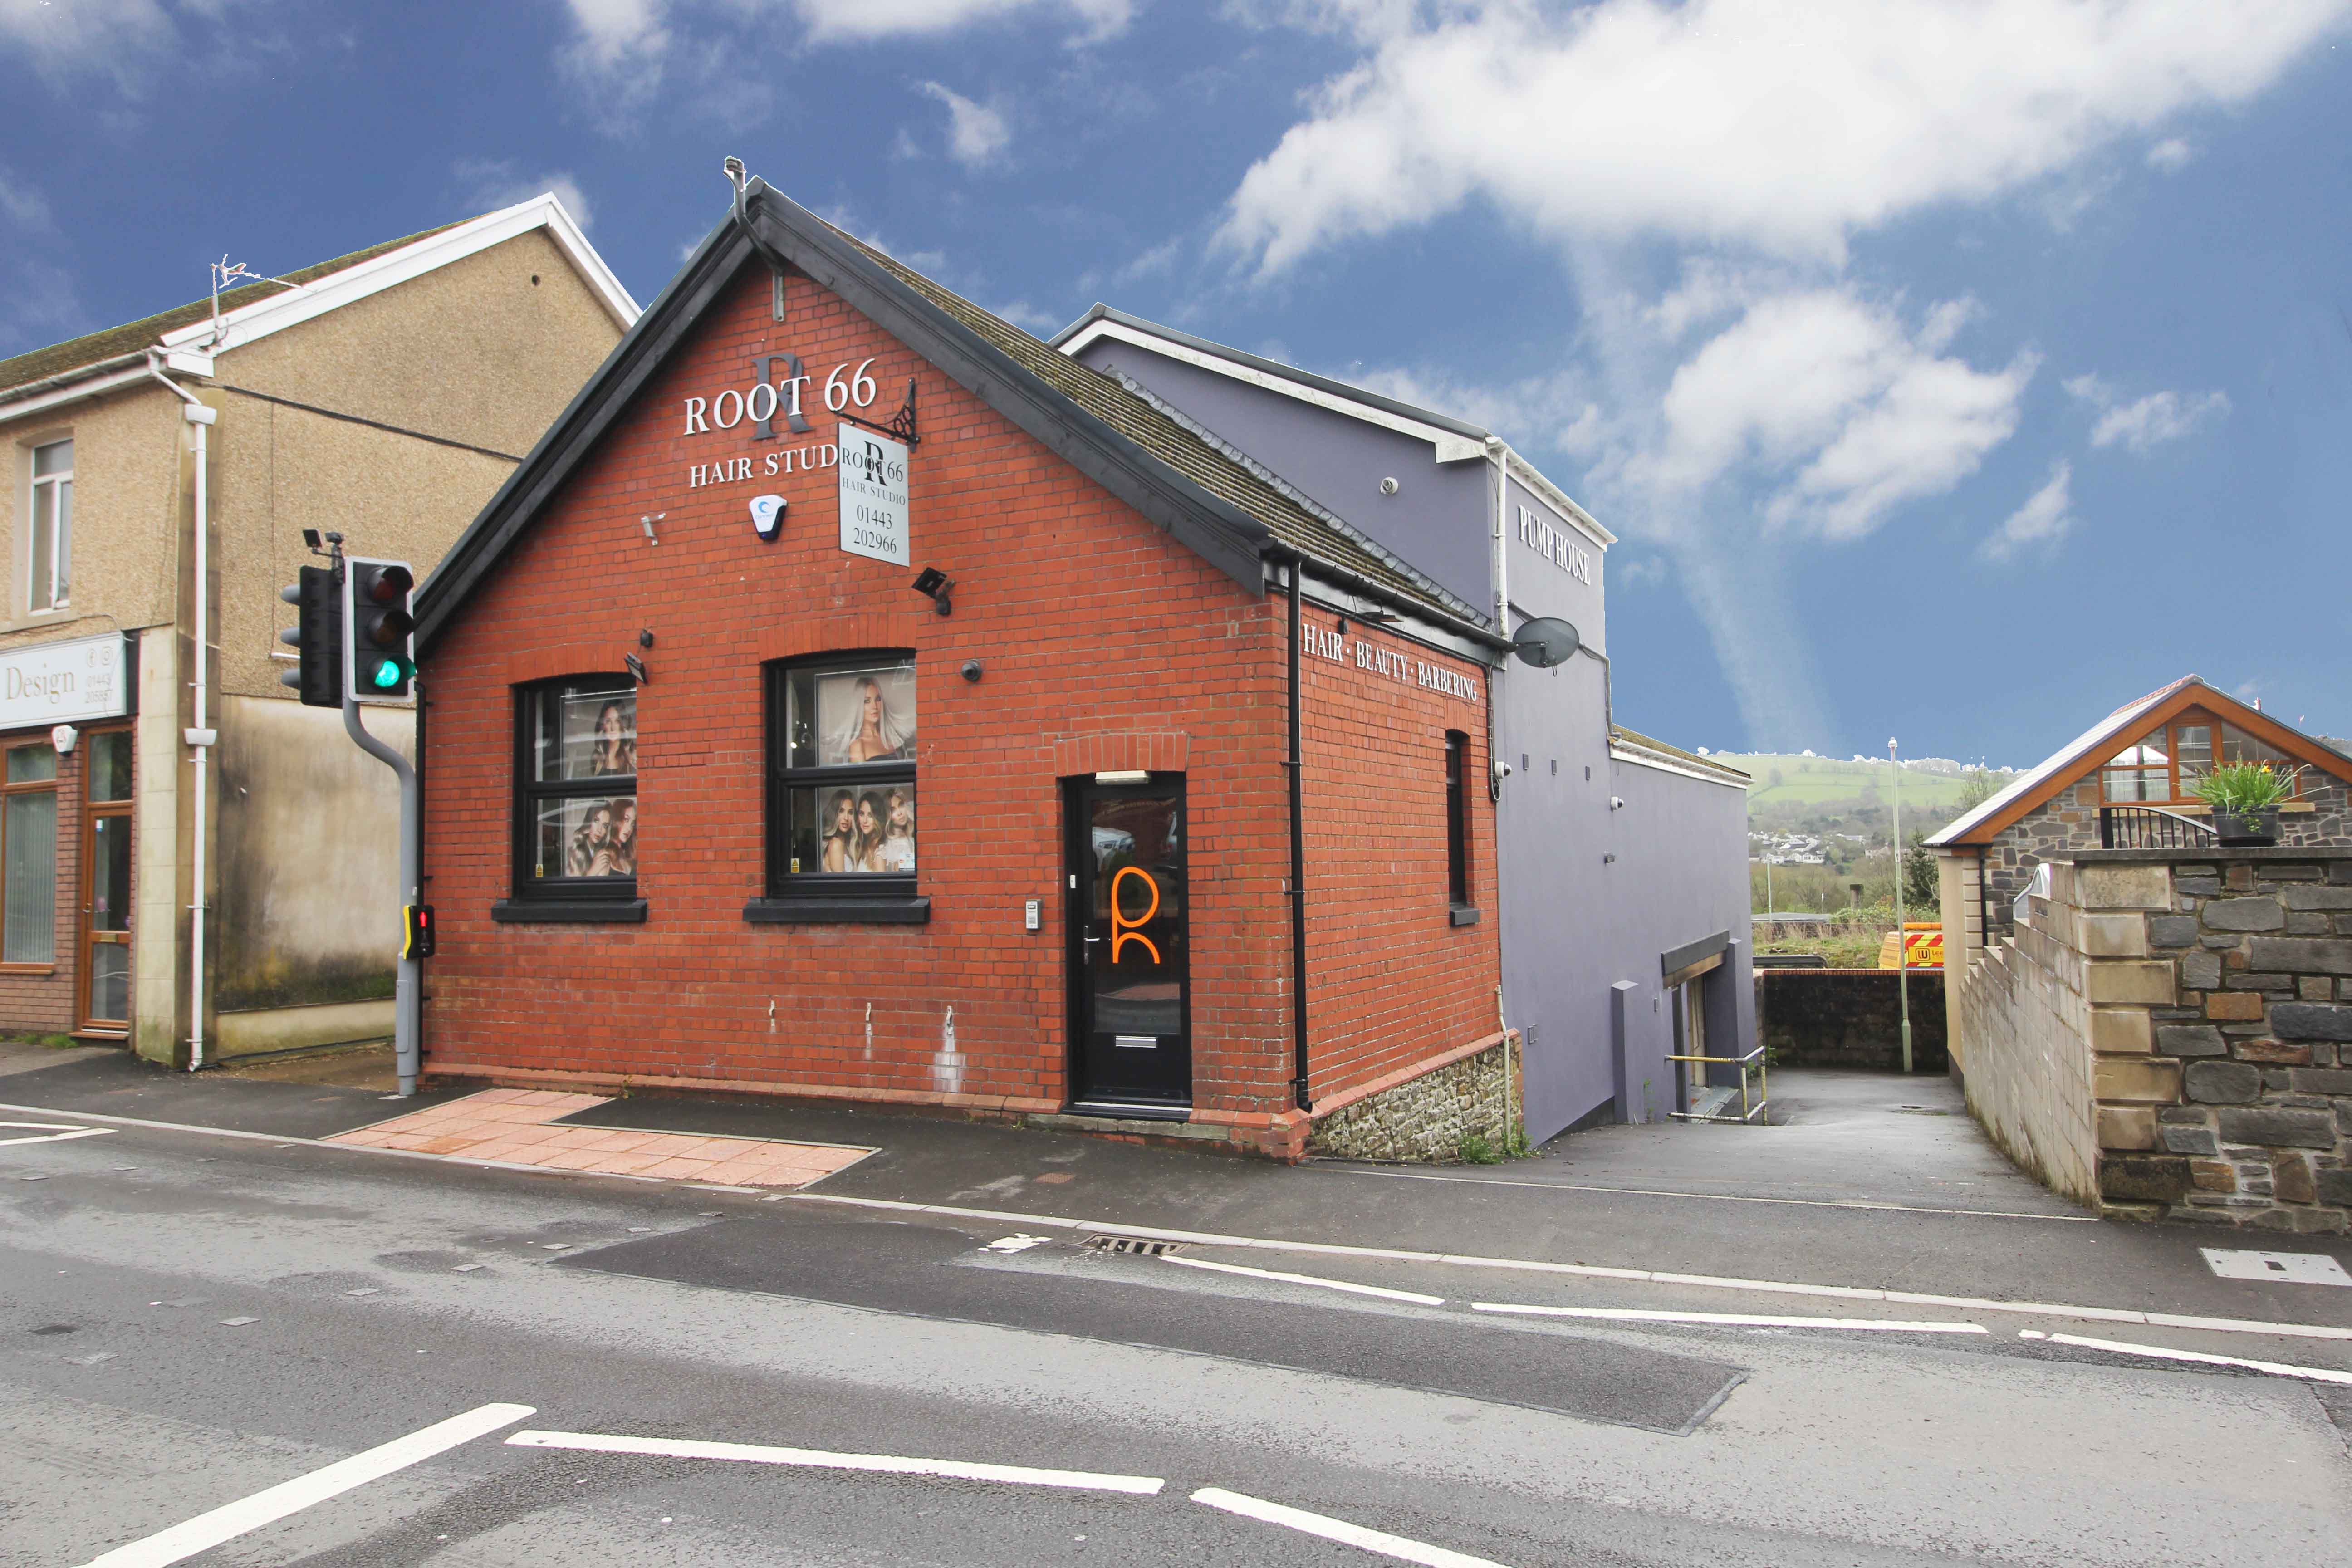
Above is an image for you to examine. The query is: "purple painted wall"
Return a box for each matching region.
[1066,328,1749,1142]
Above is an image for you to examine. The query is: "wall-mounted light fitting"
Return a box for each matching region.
[640,512,665,544]
[625,653,649,686]
[638,629,655,649]
[911,566,954,616]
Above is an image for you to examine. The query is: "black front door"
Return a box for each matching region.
[1065,776,1191,1113]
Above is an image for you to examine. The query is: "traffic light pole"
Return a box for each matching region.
[343,694,421,1097]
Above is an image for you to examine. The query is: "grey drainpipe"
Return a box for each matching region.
[1284,554,1312,1113]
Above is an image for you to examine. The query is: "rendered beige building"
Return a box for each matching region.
[0,195,635,1065]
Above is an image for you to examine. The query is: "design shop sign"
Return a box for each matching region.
[0,632,128,730]
[679,357,911,566]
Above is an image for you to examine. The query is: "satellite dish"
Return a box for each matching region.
[1511,616,1580,668]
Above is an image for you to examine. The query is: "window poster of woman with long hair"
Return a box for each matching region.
[818,665,916,765]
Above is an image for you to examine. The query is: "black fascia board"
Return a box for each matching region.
[1049,303,1493,445]
[746,185,1269,590]
[419,187,1273,648]
[416,212,748,649]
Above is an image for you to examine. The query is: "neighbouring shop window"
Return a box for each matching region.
[513,677,637,897]
[765,654,917,892]
[29,438,72,613]
[1444,730,1470,907]
[2099,711,2301,805]
[1,740,58,964]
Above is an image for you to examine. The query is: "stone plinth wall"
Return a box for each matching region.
[1308,1032,1519,1162]
[1954,872,2098,1205]
[1757,970,1947,1072]
[1960,849,2352,1230]
[2092,853,2352,1230]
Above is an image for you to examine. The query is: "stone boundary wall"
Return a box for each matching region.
[1953,869,2097,1204]
[1308,1032,1519,1162]
[1961,849,2352,1230]
[1757,970,1948,1073]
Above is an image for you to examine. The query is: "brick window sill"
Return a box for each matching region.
[492,899,648,924]
[0,962,58,975]
[744,897,931,925]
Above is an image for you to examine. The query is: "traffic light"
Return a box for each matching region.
[277,564,344,708]
[343,557,416,705]
[402,904,436,960]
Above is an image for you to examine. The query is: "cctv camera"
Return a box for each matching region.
[1610,795,1626,810]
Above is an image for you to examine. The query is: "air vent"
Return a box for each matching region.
[1086,1234,1184,1258]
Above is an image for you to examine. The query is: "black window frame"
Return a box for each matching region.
[1444,729,1471,909]
[500,674,642,920]
[751,650,928,924]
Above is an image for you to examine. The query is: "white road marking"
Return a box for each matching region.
[2200,1248,2352,1286]
[2040,1330,2352,1385]
[74,1402,533,1568]
[1472,1303,1986,1333]
[1191,1487,1510,1568]
[985,1235,1051,1253]
[0,1120,113,1147]
[13,1096,2345,1348]
[1161,1253,1445,1306]
[505,1429,1164,1494]
[1330,1164,2094,1223]
[785,1191,2352,1343]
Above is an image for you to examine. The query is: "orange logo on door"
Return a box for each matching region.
[1110,865,1161,964]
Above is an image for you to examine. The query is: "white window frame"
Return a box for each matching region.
[28,438,71,615]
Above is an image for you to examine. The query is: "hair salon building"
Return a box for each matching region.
[411,179,1752,1157]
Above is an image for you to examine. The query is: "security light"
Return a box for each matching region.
[911,567,954,616]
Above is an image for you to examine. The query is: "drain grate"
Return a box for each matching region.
[1893,1105,1950,1116]
[1086,1234,1184,1258]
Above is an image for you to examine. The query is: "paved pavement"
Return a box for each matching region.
[5,1044,2351,1564]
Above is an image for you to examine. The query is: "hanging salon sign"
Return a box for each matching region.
[0,632,127,729]
[838,423,911,565]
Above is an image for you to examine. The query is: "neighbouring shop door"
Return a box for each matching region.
[1065,775,1191,1113]
[78,729,132,1031]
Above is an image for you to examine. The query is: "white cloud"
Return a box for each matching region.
[989,299,1063,334]
[2067,375,2232,454]
[798,0,1132,44]
[558,0,1129,115]
[2147,137,2195,172]
[917,82,1013,167]
[1983,461,2075,560]
[0,0,176,85]
[1617,556,1667,588]
[1635,289,2034,540]
[454,160,595,230]
[1217,0,2349,274]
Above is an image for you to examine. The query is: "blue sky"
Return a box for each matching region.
[4,0,2347,767]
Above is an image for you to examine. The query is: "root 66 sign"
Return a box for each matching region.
[838,423,910,565]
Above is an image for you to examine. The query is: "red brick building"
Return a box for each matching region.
[412,180,1509,1159]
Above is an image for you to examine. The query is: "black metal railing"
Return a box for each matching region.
[2099,804,2216,849]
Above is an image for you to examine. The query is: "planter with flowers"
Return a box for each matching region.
[2195,762,2298,846]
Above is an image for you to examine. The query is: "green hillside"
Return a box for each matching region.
[1716,754,2003,813]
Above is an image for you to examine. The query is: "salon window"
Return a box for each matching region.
[752,652,928,924]
[494,676,643,923]
[1444,730,1470,910]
